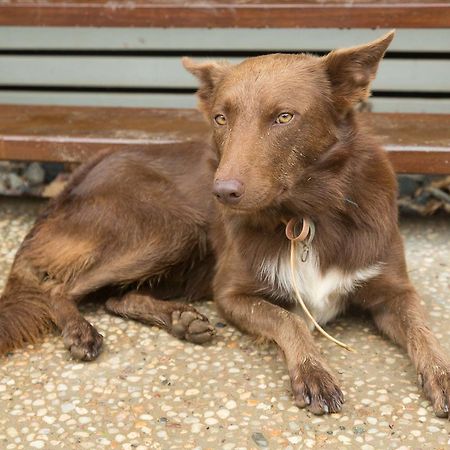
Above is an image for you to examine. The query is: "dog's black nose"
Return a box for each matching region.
[213,179,244,205]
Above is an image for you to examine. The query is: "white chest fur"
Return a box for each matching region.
[260,246,381,326]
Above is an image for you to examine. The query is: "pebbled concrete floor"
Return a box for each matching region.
[0,197,449,450]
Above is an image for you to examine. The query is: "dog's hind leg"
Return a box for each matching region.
[49,286,103,361]
[105,291,215,344]
[0,258,103,361]
[14,233,105,361]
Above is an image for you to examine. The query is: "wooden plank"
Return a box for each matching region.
[2,90,450,114]
[385,148,450,175]
[0,105,208,162]
[0,1,449,28]
[1,56,449,93]
[0,105,448,173]
[1,27,449,52]
[361,113,450,174]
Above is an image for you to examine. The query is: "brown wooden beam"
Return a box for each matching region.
[386,147,450,175]
[0,2,449,29]
[0,105,449,174]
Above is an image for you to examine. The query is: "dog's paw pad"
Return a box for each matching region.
[171,310,215,344]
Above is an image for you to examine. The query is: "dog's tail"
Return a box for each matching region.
[0,266,53,356]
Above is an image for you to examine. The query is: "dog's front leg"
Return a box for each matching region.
[215,292,344,414]
[366,280,449,419]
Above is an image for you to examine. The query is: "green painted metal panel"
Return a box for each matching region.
[0,56,448,92]
[0,27,449,52]
[0,91,449,114]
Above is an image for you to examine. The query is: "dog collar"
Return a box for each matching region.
[285,217,315,262]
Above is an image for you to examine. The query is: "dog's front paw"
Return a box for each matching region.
[290,357,344,415]
[419,364,450,419]
[62,319,103,361]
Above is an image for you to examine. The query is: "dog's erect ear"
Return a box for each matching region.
[182,57,230,113]
[323,31,395,112]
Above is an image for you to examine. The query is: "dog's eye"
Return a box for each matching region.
[276,112,294,124]
[214,114,227,125]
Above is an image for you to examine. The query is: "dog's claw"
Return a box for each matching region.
[419,366,450,419]
[290,359,344,415]
[418,373,424,388]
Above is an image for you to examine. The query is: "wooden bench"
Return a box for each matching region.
[1,1,449,28]
[0,104,448,174]
[0,1,449,174]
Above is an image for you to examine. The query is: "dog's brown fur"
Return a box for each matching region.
[1,32,449,418]
[0,144,217,359]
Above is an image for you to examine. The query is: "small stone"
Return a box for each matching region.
[252,432,269,448]
[417,407,427,416]
[225,400,237,409]
[30,442,45,449]
[185,389,200,396]
[43,416,56,425]
[353,425,365,435]
[24,163,45,186]
[6,173,26,192]
[139,414,153,421]
[338,435,351,444]
[6,428,18,438]
[36,408,47,417]
[217,408,230,419]
[156,430,168,439]
[380,405,393,415]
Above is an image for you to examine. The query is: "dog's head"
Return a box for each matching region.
[183,31,394,213]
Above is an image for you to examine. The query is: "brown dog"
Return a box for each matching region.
[1,32,449,418]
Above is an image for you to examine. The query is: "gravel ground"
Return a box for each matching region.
[0,197,449,450]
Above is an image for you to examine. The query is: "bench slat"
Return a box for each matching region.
[0,2,449,29]
[1,56,449,93]
[1,27,449,53]
[2,91,450,114]
[0,105,448,174]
